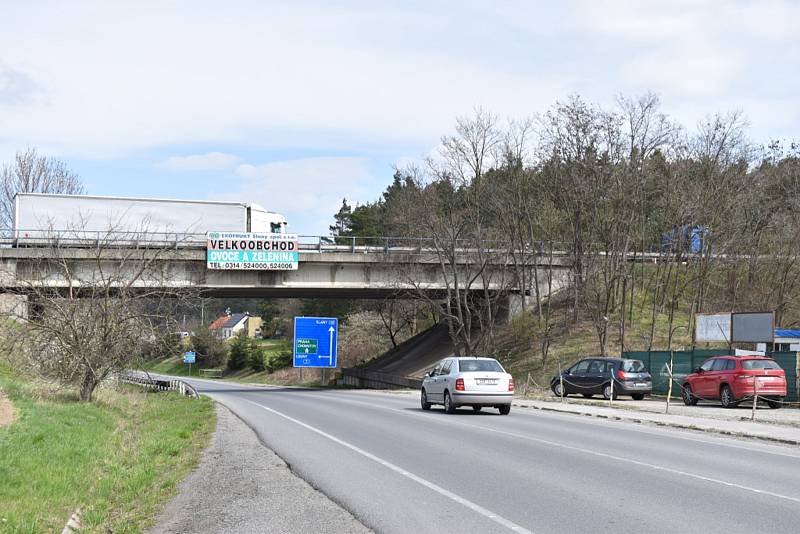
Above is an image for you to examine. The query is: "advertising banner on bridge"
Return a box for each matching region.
[206,231,299,270]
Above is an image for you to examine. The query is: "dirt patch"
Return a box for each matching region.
[0,389,18,427]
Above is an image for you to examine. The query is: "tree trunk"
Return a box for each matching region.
[80,371,97,402]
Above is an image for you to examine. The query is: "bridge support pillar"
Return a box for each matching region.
[495,293,526,324]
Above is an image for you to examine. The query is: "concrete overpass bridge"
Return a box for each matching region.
[0,234,572,316]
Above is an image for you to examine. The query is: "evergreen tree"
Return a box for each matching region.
[227,332,251,370]
[330,198,352,237]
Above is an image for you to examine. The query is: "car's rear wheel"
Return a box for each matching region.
[631,393,645,401]
[421,389,431,411]
[498,404,511,415]
[682,384,698,406]
[767,399,783,409]
[444,391,456,414]
[472,405,482,413]
[552,382,564,397]
[720,385,738,408]
[602,383,617,400]
[582,393,593,398]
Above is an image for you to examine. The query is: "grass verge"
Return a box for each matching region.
[140,339,321,386]
[0,368,215,533]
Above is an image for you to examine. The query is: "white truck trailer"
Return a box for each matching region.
[12,193,288,245]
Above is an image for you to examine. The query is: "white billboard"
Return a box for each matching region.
[695,313,731,342]
[206,231,299,270]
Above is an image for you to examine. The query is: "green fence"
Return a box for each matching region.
[622,350,799,402]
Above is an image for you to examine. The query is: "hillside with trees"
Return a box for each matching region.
[329,93,800,377]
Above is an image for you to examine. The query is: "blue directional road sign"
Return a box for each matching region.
[183,351,196,364]
[294,317,338,368]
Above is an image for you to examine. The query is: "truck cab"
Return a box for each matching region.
[248,204,288,234]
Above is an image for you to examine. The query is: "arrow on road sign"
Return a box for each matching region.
[327,326,335,364]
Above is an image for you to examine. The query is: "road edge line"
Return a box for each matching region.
[242,399,534,534]
[519,404,800,446]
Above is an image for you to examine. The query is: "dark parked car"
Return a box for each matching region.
[551,358,652,400]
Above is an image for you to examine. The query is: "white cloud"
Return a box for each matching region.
[0,64,39,105]
[0,1,796,162]
[215,156,377,235]
[161,151,240,171]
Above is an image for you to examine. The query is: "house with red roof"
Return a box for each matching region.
[208,311,263,339]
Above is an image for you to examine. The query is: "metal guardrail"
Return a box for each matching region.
[340,367,423,389]
[120,371,198,397]
[0,228,726,262]
[0,228,577,256]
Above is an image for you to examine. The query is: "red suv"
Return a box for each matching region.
[682,356,787,409]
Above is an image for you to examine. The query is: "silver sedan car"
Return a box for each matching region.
[421,357,514,415]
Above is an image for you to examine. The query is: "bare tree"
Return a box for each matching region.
[1,225,197,401]
[401,110,516,355]
[0,148,85,229]
[377,298,424,348]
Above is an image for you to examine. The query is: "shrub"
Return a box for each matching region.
[227,332,251,371]
[248,344,266,372]
[265,350,292,373]
[191,327,229,368]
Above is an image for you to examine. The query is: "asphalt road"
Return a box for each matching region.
[181,378,800,534]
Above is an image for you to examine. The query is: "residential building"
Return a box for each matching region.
[209,312,262,339]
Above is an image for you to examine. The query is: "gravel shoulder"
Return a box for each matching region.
[149,402,371,534]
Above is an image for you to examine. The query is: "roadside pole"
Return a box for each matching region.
[665,351,674,414]
[557,360,564,403]
[751,377,759,421]
[609,368,614,406]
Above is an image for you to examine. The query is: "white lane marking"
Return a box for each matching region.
[418,413,800,505]
[295,390,800,460]
[523,408,800,459]
[242,399,533,534]
[275,392,800,503]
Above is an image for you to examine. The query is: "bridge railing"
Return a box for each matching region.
[0,229,728,266]
[0,228,210,249]
[0,228,577,256]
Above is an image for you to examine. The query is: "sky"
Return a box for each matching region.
[1,0,798,235]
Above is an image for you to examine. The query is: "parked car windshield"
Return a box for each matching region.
[459,360,504,373]
[741,359,781,370]
[622,360,646,372]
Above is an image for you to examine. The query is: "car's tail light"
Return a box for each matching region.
[508,378,514,392]
[455,378,465,391]
[617,370,627,380]
[735,374,754,380]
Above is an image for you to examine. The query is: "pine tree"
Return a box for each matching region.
[330,198,352,237]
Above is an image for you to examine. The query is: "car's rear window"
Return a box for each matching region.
[741,359,781,370]
[459,360,504,373]
[622,360,646,372]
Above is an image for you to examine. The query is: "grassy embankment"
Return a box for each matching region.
[0,360,215,533]
[141,339,319,386]
[496,265,731,389]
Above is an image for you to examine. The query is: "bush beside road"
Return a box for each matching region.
[0,363,215,532]
[141,339,331,386]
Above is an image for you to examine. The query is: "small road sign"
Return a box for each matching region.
[296,338,318,355]
[183,351,196,364]
[294,317,338,368]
